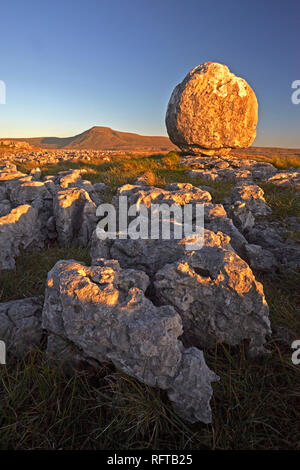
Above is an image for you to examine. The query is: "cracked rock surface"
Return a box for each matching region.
[0,297,43,356]
[112,181,211,210]
[267,170,300,189]
[0,165,104,270]
[154,231,271,357]
[166,62,258,155]
[92,181,248,269]
[0,204,45,270]
[42,258,219,423]
[53,188,97,246]
[225,182,271,232]
[182,154,277,182]
[91,226,271,357]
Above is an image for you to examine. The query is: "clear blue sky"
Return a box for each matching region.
[0,0,299,147]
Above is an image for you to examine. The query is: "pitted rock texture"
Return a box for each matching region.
[91,227,270,356]
[42,258,219,423]
[0,164,105,258]
[92,201,247,274]
[203,203,247,255]
[182,154,277,182]
[225,182,271,232]
[0,205,45,270]
[166,62,258,155]
[113,182,211,209]
[10,181,52,206]
[91,230,191,277]
[246,221,300,270]
[96,181,247,261]
[243,243,278,272]
[187,167,252,183]
[109,182,212,245]
[53,188,97,246]
[230,182,271,217]
[267,170,300,189]
[56,169,101,205]
[152,232,271,357]
[0,297,43,356]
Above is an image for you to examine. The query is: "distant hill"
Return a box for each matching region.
[9,126,177,151]
[232,146,300,162]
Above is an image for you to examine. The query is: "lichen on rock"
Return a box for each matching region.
[42,258,219,423]
[166,62,258,155]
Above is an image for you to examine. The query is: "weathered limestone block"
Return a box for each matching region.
[186,168,252,183]
[0,297,43,356]
[243,243,278,272]
[10,181,52,206]
[225,182,271,232]
[0,167,29,200]
[113,182,211,209]
[0,205,45,270]
[57,169,101,205]
[91,232,187,277]
[204,203,247,255]
[267,170,300,189]
[29,167,42,181]
[182,154,277,181]
[53,188,97,246]
[0,200,12,217]
[42,259,219,423]
[91,197,247,272]
[154,231,271,357]
[231,182,271,217]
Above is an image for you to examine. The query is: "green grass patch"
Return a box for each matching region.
[233,152,300,170]
[1,151,299,449]
[1,275,300,449]
[261,183,300,221]
[257,269,300,336]
[15,151,234,204]
[0,254,299,449]
[0,244,91,303]
[271,156,300,170]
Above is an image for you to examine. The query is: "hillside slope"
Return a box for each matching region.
[9,126,177,151]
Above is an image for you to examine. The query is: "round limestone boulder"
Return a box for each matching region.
[165,62,258,156]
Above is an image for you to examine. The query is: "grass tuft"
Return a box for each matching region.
[0,244,90,303]
[261,183,300,221]
[0,150,300,449]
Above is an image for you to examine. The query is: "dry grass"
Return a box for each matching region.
[0,150,300,449]
[261,183,300,221]
[15,151,233,204]
[1,267,299,449]
[270,156,300,170]
[0,245,90,303]
[233,148,300,169]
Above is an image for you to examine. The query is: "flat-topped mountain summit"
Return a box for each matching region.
[8,126,177,151]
